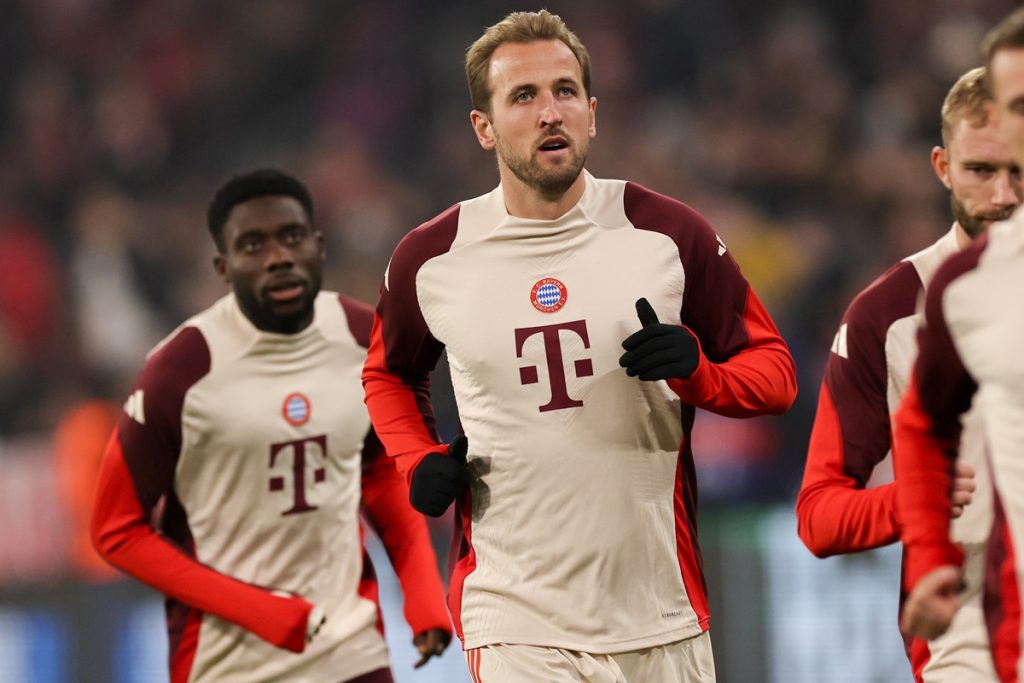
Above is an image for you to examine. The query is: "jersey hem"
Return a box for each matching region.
[460,619,704,654]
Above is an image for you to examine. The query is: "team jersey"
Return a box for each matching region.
[363,172,796,652]
[796,225,994,680]
[895,216,1024,683]
[91,292,450,683]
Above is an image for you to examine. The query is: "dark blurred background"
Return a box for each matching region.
[0,0,1014,680]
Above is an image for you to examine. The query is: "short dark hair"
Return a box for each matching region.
[206,168,314,252]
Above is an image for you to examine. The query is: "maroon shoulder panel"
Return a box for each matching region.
[622,182,750,361]
[916,239,986,437]
[117,326,211,512]
[338,294,374,349]
[378,204,461,377]
[826,260,922,482]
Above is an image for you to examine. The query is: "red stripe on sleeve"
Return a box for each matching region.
[796,381,899,556]
[91,429,314,653]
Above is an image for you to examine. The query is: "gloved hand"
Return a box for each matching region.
[409,436,470,517]
[413,628,453,668]
[619,297,699,381]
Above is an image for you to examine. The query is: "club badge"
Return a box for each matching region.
[282,392,311,426]
[530,278,568,313]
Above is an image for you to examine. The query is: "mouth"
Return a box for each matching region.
[264,278,307,303]
[537,136,569,153]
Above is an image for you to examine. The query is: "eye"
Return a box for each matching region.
[239,236,263,253]
[281,227,306,245]
[513,90,533,103]
[558,86,577,97]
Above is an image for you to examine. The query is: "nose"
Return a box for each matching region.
[539,92,563,128]
[265,239,294,270]
[992,170,1021,208]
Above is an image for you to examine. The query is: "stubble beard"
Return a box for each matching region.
[497,133,589,201]
[950,192,1014,240]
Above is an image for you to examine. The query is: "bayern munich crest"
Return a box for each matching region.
[530,278,567,313]
[282,392,311,426]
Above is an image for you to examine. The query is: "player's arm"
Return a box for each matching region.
[362,209,470,521]
[894,249,982,638]
[360,429,452,666]
[619,186,796,416]
[796,293,899,556]
[90,329,318,653]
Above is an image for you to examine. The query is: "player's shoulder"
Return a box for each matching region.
[929,234,992,302]
[842,260,923,332]
[328,291,374,348]
[136,322,211,399]
[621,180,711,230]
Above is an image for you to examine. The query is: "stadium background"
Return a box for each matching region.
[0,0,1013,680]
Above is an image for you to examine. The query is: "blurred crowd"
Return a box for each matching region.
[1,0,1017,508]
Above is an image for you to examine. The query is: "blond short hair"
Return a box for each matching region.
[941,67,992,146]
[465,10,592,114]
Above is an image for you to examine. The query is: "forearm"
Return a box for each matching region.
[797,482,899,557]
[92,443,312,652]
[668,340,796,417]
[893,383,964,588]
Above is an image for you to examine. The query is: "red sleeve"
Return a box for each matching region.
[796,264,922,556]
[360,431,452,636]
[624,182,797,417]
[895,245,984,589]
[89,327,313,652]
[362,207,460,481]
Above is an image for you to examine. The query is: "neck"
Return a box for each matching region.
[499,169,587,220]
[953,222,973,250]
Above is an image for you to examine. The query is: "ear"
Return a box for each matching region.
[588,96,597,139]
[213,253,229,282]
[931,145,952,190]
[471,110,496,151]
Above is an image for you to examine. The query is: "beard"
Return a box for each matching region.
[495,131,588,200]
[950,193,1015,240]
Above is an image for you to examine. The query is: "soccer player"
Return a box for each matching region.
[897,9,1024,682]
[795,65,1021,681]
[90,169,452,682]
[361,10,796,682]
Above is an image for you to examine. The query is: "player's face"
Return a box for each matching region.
[214,195,325,334]
[990,48,1024,170]
[935,117,1021,239]
[473,39,597,199]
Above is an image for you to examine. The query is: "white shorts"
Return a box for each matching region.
[464,631,716,683]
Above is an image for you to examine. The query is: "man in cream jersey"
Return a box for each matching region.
[362,10,796,683]
[92,169,453,682]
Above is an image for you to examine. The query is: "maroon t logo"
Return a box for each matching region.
[269,434,327,515]
[515,320,594,412]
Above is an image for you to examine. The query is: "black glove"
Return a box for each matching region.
[409,436,470,517]
[618,297,699,381]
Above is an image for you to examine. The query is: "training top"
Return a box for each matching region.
[363,172,797,652]
[91,292,450,683]
[796,225,994,681]
[896,217,1024,683]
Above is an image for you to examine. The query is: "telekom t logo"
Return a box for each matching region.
[515,320,593,412]
[269,434,327,515]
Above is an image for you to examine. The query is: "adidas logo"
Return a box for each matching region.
[123,389,145,425]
